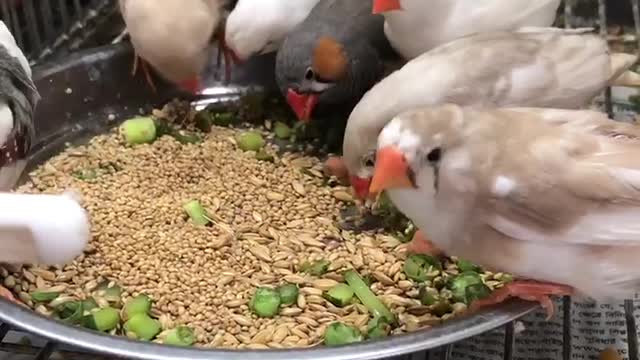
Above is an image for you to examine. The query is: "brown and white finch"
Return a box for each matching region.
[342,27,640,201]
[369,104,640,318]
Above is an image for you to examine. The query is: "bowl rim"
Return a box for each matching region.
[0,297,536,360]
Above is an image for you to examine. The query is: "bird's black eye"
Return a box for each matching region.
[364,158,375,167]
[362,152,375,167]
[304,68,315,80]
[426,147,442,163]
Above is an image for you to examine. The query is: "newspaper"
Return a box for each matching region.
[450,296,640,360]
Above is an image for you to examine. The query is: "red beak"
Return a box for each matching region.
[350,175,372,200]
[372,0,402,14]
[177,77,202,94]
[286,89,320,122]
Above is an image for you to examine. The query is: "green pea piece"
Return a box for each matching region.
[273,122,292,139]
[418,286,439,306]
[277,283,299,307]
[323,322,364,346]
[30,291,60,302]
[183,200,211,226]
[456,258,481,273]
[123,294,152,321]
[249,287,281,318]
[124,313,162,341]
[56,301,84,324]
[236,131,265,152]
[120,117,157,145]
[84,307,120,332]
[324,284,354,307]
[162,326,195,346]
[299,259,330,276]
[403,254,442,282]
[366,316,391,339]
[448,272,491,305]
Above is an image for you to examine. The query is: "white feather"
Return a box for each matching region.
[382,0,561,60]
[0,21,31,77]
[225,0,320,61]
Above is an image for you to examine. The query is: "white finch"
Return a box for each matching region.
[371,0,561,60]
[224,0,321,61]
[369,104,640,318]
[119,0,239,93]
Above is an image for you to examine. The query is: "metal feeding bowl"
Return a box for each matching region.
[0,40,542,360]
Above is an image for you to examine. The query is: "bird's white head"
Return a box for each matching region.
[369,104,466,197]
[225,0,294,61]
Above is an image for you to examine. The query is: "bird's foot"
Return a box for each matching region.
[406,229,443,256]
[214,27,241,84]
[469,280,574,320]
[131,53,157,93]
[0,285,19,304]
[323,156,350,184]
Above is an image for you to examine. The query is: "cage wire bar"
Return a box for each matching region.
[0,0,637,360]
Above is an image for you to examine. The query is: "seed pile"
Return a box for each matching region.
[1,101,512,349]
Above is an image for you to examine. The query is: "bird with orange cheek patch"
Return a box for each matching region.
[370,104,640,319]
[275,0,399,152]
[119,0,241,95]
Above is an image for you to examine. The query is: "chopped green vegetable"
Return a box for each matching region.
[324,283,354,307]
[72,169,98,180]
[501,274,514,283]
[170,132,202,144]
[361,274,375,287]
[82,298,98,313]
[448,272,490,304]
[236,131,265,152]
[194,111,213,132]
[403,254,442,282]
[120,117,157,145]
[300,259,330,276]
[183,200,211,226]
[277,283,299,306]
[323,322,363,346]
[84,307,120,332]
[249,287,281,318]
[212,112,236,127]
[463,283,492,305]
[30,290,60,302]
[95,282,122,303]
[56,301,84,324]
[456,258,481,273]
[123,294,152,321]
[366,316,391,339]
[124,313,162,341]
[162,326,195,346]
[344,270,395,323]
[273,121,292,139]
[418,286,439,306]
[255,150,274,162]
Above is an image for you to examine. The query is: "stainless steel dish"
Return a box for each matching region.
[0,41,539,360]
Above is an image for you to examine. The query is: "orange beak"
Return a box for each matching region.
[372,0,402,14]
[369,146,414,195]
